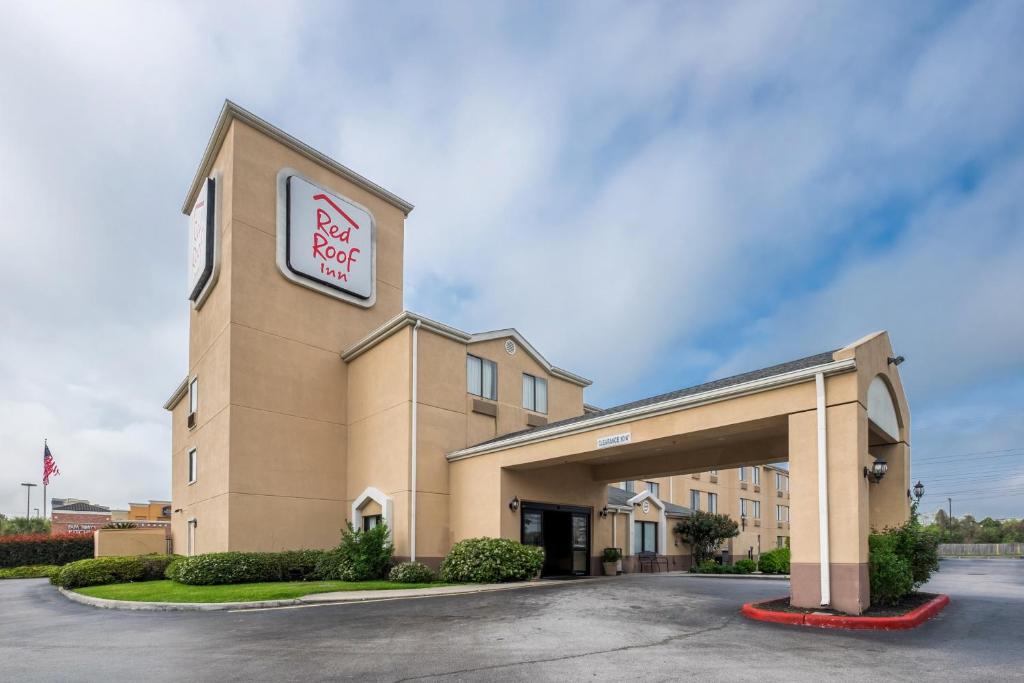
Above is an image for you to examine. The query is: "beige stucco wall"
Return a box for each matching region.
[94,528,168,558]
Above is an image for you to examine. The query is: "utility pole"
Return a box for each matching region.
[21,483,37,519]
[948,497,952,521]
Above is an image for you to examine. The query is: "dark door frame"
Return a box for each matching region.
[520,501,592,576]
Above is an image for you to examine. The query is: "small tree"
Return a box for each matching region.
[0,517,51,536]
[674,511,739,566]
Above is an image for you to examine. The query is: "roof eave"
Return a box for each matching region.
[181,100,414,217]
[447,357,857,462]
[163,377,188,411]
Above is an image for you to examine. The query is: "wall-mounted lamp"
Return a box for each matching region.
[599,506,609,518]
[888,355,905,366]
[864,458,889,483]
[913,481,925,501]
[508,496,520,513]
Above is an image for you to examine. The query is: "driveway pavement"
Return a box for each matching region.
[0,558,1020,681]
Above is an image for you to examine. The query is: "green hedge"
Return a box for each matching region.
[439,538,543,583]
[0,565,59,579]
[314,524,393,582]
[0,533,94,568]
[733,558,757,574]
[757,547,790,574]
[388,561,435,583]
[53,555,177,589]
[869,511,940,605]
[173,550,326,585]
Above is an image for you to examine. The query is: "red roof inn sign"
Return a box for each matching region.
[276,170,376,307]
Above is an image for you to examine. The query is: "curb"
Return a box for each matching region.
[59,588,302,611]
[664,573,790,581]
[58,578,590,612]
[741,594,950,630]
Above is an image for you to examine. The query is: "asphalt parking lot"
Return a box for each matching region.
[1,558,1020,681]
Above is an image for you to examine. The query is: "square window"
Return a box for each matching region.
[467,355,497,400]
[522,373,548,413]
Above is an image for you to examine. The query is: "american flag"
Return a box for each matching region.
[43,442,60,486]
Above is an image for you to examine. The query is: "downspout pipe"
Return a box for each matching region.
[815,372,831,606]
[410,320,421,562]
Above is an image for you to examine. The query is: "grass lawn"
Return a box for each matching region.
[75,579,451,603]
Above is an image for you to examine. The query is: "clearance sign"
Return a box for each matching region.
[284,175,374,301]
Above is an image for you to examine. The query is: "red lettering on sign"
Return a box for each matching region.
[309,193,364,282]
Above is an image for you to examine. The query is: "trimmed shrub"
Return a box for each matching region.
[276,550,326,581]
[889,519,940,590]
[314,523,394,582]
[54,556,146,589]
[734,558,757,574]
[102,521,138,530]
[388,561,436,584]
[869,534,913,606]
[693,560,736,574]
[439,538,543,583]
[757,547,791,575]
[164,557,184,582]
[175,552,283,585]
[138,555,178,581]
[0,565,59,579]
[0,533,94,568]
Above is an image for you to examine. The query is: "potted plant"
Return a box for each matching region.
[601,547,622,576]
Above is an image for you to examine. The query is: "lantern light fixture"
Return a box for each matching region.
[508,496,520,512]
[913,481,925,501]
[864,458,889,483]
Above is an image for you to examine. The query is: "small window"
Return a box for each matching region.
[738,467,746,481]
[777,536,786,549]
[467,355,497,400]
[362,514,382,531]
[646,481,660,498]
[776,472,788,491]
[189,377,198,415]
[776,505,789,522]
[753,501,761,518]
[522,373,548,413]
[707,492,718,514]
[740,498,750,517]
[710,469,719,476]
[690,490,701,511]
[633,521,657,554]
[752,467,761,485]
[187,448,198,484]
[624,480,635,494]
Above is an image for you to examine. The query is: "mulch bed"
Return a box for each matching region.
[754,592,937,617]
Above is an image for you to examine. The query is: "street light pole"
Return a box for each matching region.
[948,497,952,520]
[20,483,37,519]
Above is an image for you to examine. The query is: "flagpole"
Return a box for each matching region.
[43,438,47,521]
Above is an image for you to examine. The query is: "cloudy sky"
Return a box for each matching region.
[1,1,1021,520]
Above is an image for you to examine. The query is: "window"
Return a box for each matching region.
[362,514,382,531]
[710,469,719,476]
[752,467,761,485]
[707,492,718,514]
[187,448,197,484]
[753,500,761,518]
[741,498,759,518]
[776,472,788,491]
[777,536,787,549]
[624,480,635,493]
[738,467,746,481]
[776,505,789,522]
[690,490,701,511]
[522,373,548,413]
[633,521,657,554]
[467,355,497,400]
[646,481,660,498]
[189,377,198,415]
[740,498,748,517]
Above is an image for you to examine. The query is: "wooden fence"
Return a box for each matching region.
[938,543,1023,557]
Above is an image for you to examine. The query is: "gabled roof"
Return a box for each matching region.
[451,348,851,460]
[607,486,691,517]
[181,100,414,216]
[52,502,110,513]
[341,311,592,387]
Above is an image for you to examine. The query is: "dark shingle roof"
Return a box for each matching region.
[472,349,837,450]
[607,486,692,517]
[52,502,110,513]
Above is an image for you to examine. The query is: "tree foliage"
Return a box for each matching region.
[673,511,739,566]
[0,517,51,536]
[925,510,1023,544]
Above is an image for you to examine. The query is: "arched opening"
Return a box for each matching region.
[351,486,393,533]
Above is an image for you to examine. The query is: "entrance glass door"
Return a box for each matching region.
[571,513,589,574]
[520,503,591,577]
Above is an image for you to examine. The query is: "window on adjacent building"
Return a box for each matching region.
[189,377,198,415]
[467,355,497,400]
[741,498,760,518]
[753,500,761,518]
[624,480,635,493]
[710,469,719,476]
[522,373,548,413]
[752,467,761,485]
[362,514,383,531]
[776,505,789,522]
[707,492,718,514]
[188,448,197,484]
[777,536,786,549]
[690,490,701,511]
[738,467,746,481]
[646,481,660,498]
[634,521,657,554]
[776,472,788,491]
